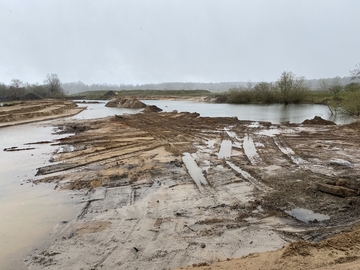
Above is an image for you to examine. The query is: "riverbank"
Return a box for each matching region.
[19,107,360,269]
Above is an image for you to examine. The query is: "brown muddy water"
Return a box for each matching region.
[0,123,83,269]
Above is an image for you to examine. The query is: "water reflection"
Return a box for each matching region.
[141,100,354,124]
[71,99,354,124]
[285,208,330,223]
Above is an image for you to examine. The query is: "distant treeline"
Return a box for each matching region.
[62,77,356,94]
[62,81,248,94]
[0,74,64,102]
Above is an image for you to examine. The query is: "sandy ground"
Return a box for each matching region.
[3,100,360,269]
[176,223,360,270]
[0,99,84,127]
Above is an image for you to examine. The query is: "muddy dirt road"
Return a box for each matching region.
[18,107,360,270]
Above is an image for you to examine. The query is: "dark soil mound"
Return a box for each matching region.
[302,116,336,125]
[103,91,116,99]
[142,105,163,113]
[22,92,42,100]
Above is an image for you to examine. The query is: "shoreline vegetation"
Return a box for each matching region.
[1,71,360,116]
[220,72,360,117]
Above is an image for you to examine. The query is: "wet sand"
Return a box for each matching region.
[24,111,360,269]
[2,100,360,269]
[0,101,84,269]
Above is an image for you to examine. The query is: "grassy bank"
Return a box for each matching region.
[221,88,360,116]
[68,89,213,100]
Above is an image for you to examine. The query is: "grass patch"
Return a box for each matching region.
[68,89,212,100]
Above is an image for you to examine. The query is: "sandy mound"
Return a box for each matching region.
[302,116,336,125]
[105,98,147,108]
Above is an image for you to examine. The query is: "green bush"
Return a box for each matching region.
[344,82,360,92]
[226,87,254,103]
[252,82,279,104]
[225,73,308,105]
[341,91,360,116]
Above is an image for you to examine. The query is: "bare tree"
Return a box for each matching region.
[44,74,63,95]
[320,77,343,98]
[276,71,306,104]
[10,79,23,89]
[245,80,254,91]
[10,79,25,97]
[319,77,344,115]
[350,63,360,80]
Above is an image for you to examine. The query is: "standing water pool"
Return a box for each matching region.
[0,123,83,269]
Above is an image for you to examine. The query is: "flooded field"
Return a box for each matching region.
[1,99,360,270]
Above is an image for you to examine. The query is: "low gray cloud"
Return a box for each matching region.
[1,0,359,84]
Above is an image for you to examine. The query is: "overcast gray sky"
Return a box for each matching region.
[0,0,359,85]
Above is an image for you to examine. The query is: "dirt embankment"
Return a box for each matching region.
[0,100,84,127]
[22,109,360,270]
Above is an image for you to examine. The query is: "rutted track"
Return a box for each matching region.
[27,112,360,270]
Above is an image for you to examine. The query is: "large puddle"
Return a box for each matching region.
[182,153,208,190]
[243,134,261,165]
[217,140,232,158]
[0,123,83,269]
[141,100,355,124]
[70,99,356,125]
[285,208,330,223]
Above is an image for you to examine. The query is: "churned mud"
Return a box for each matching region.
[17,108,360,270]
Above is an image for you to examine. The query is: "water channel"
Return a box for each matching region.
[0,100,355,269]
